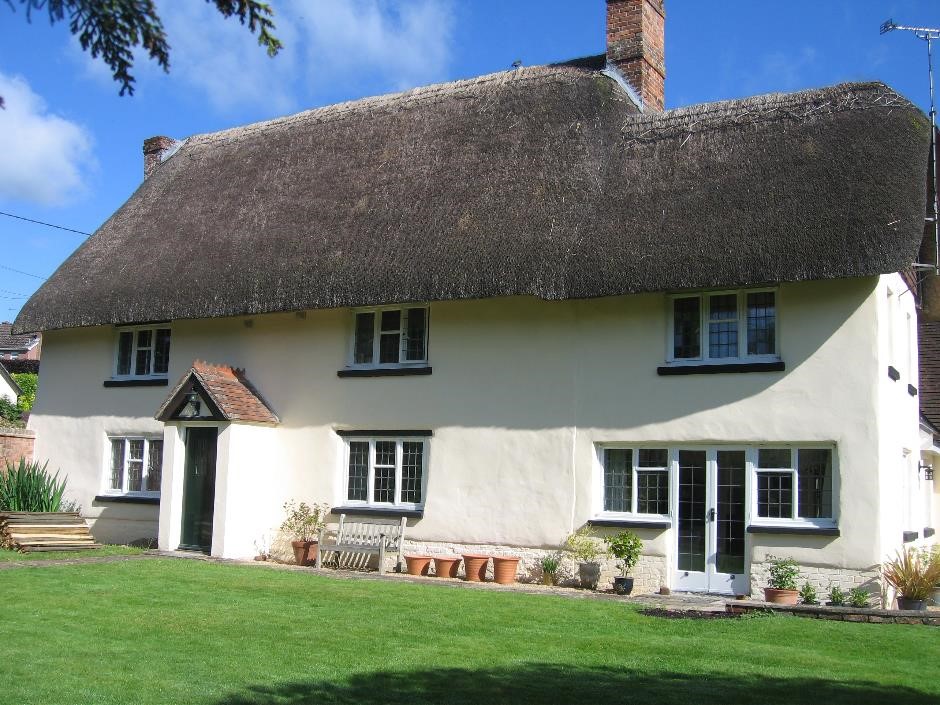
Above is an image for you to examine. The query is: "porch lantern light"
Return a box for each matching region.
[921,462,934,481]
[184,391,201,417]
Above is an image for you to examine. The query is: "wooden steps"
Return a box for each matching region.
[0,512,101,552]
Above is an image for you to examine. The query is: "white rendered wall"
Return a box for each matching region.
[29,275,906,585]
[0,373,17,403]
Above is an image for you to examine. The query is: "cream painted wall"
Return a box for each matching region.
[28,275,915,584]
[0,371,17,403]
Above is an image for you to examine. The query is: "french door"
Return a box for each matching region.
[674,448,748,595]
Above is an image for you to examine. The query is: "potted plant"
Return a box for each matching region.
[798,582,818,605]
[827,584,846,607]
[604,530,643,595]
[763,556,800,604]
[883,547,940,611]
[280,500,329,566]
[564,527,606,590]
[848,586,871,608]
[540,554,560,586]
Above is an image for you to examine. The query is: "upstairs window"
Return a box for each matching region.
[107,437,163,495]
[669,290,777,363]
[350,306,428,367]
[115,326,171,378]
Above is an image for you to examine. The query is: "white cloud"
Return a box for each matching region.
[295,0,456,93]
[0,72,94,206]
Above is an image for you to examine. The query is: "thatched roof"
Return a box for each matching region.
[14,65,931,333]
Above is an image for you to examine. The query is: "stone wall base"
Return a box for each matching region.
[749,561,883,606]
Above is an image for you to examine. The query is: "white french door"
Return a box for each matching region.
[673,448,748,595]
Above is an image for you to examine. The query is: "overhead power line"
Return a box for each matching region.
[0,263,47,280]
[0,210,90,236]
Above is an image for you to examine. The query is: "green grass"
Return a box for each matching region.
[0,544,146,561]
[0,559,937,705]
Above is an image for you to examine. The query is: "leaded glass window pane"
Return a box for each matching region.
[117,332,133,376]
[354,313,374,364]
[638,449,668,468]
[746,292,776,355]
[154,329,171,374]
[405,308,427,361]
[798,449,833,519]
[603,449,632,512]
[636,470,668,514]
[757,472,793,518]
[347,441,369,501]
[708,294,738,358]
[373,441,396,503]
[758,448,791,469]
[147,440,163,491]
[673,297,700,359]
[110,439,125,490]
[401,441,423,503]
[379,311,401,364]
[127,439,144,492]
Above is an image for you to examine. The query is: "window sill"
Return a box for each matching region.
[588,517,671,529]
[94,494,160,505]
[331,505,424,519]
[746,524,839,537]
[337,366,432,378]
[657,361,785,376]
[103,378,169,388]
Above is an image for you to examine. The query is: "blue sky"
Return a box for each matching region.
[0,0,938,323]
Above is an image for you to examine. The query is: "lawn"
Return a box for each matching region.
[0,545,146,562]
[0,559,936,705]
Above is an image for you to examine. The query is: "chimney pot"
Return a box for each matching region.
[606,0,666,112]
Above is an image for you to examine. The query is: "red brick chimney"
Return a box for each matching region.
[143,136,179,179]
[606,0,666,112]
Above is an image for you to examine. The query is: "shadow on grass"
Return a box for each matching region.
[216,664,934,705]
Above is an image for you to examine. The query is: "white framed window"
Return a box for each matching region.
[106,437,163,495]
[598,446,670,519]
[754,447,834,525]
[348,306,428,368]
[343,437,428,508]
[667,289,777,364]
[114,325,171,378]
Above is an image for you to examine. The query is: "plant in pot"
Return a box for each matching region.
[763,556,800,605]
[564,527,606,590]
[883,547,940,611]
[280,500,329,566]
[848,586,871,608]
[827,584,846,607]
[540,554,560,586]
[604,530,643,595]
[798,582,818,605]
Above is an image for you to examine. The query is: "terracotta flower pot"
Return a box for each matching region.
[492,556,520,585]
[291,540,318,566]
[433,556,461,578]
[404,555,433,576]
[462,554,490,581]
[764,588,799,605]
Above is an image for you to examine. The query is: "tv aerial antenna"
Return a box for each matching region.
[882,19,940,275]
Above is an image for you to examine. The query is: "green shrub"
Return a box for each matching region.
[0,459,68,512]
[848,586,871,608]
[11,373,37,415]
[828,585,846,606]
[799,582,818,605]
[604,530,643,576]
[0,396,21,426]
[564,527,605,563]
[766,556,800,590]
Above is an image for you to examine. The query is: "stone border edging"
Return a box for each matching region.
[727,599,940,625]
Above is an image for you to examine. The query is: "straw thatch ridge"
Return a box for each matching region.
[13,64,931,333]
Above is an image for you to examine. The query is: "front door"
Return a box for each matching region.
[179,427,218,552]
[674,449,748,595]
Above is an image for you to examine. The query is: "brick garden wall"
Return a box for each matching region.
[0,428,35,468]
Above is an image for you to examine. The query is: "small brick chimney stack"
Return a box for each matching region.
[606,0,666,112]
[143,135,179,179]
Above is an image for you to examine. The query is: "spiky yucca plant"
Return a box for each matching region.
[0,459,68,512]
[882,547,940,601]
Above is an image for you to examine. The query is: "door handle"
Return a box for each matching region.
[708,508,716,522]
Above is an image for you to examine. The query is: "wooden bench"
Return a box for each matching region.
[316,514,407,574]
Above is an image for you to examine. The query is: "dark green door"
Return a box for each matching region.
[179,427,217,552]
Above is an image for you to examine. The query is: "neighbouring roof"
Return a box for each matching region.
[156,361,278,425]
[13,66,931,333]
[0,323,38,351]
[919,320,940,430]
